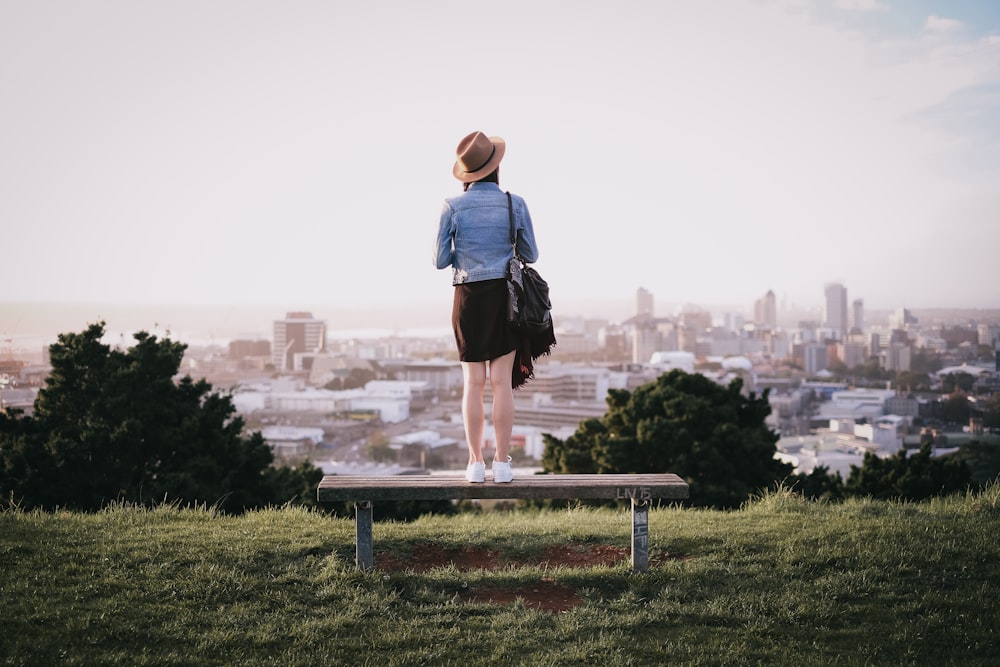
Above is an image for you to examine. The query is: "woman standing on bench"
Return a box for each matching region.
[434,131,541,484]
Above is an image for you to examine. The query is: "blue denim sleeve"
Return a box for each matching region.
[515,197,539,263]
[434,201,455,269]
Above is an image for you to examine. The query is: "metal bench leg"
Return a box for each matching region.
[355,501,373,571]
[631,499,649,573]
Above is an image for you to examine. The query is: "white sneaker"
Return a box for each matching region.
[465,461,485,483]
[492,456,513,483]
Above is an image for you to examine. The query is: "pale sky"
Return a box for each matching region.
[3,0,999,332]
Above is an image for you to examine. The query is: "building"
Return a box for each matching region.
[978,323,1000,347]
[273,312,326,372]
[823,282,848,340]
[517,366,629,402]
[754,290,777,330]
[776,415,905,479]
[813,388,896,423]
[885,394,920,417]
[228,339,271,360]
[803,342,829,376]
[260,426,324,457]
[512,399,608,431]
[235,382,411,423]
[889,307,918,331]
[308,355,378,388]
[649,350,696,374]
[636,287,654,318]
[838,341,867,369]
[399,360,464,393]
[632,319,677,364]
[851,298,864,334]
[883,342,912,372]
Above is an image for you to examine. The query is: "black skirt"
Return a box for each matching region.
[452,279,516,362]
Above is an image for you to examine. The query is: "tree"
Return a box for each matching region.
[826,360,848,377]
[981,393,1000,430]
[857,359,890,382]
[942,372,976,394]
[365,430,396,463]
[324,366,377,391]
[787,465,844,501]
[542,370,792,509]
[940,392,972,426]
[894,371,930,393]
[0,323,320,512]
[843,442,971,501]
[910,349,942,375]
[942,441,1000,488]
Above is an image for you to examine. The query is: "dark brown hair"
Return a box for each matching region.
[463,168,499,191]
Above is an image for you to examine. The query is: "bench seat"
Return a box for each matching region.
[318,473,689,572]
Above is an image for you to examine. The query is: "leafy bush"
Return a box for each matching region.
[0,323,320,512]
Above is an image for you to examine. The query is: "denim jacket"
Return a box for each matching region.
[433,182,539,285]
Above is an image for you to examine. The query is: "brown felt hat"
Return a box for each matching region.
[452,130,506,182]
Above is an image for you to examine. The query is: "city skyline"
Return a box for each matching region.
[3,284,999,357]
[2,1,999,317]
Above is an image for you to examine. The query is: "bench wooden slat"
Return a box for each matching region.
[317,473,689,502]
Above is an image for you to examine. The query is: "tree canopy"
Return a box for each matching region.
[0,323,320,512]
[542,369,792,509]
[844,442,971,501]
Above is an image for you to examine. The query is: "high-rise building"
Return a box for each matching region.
[632,321,659,364]
[823,282,848,340]
[636,287,654,319]
[851,298,864,334]
[869,333,881,360]
[839,341,867,369]
[273,312,326,372]
[803,342,829,375]
[889,307,918,331]
[723,311,745,333]
[753,289,777,330]
[884,342,912,372]
[977,323,1000,347]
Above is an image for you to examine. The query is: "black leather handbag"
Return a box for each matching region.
[506,192,553,336]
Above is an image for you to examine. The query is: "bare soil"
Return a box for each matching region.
[374,542,689,613]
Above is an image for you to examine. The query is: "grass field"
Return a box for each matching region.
[2,485,998,666]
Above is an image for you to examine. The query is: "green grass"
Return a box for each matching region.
[2,486,999,666]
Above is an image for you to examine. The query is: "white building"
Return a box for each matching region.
[261,426,324,456]
[390,430,458,451]
[776,414,908,479]
[813,388,895,422]
[649,350,695,373]
[232,383,411,423]
[935,363,993,380]
[518,365,629,403]
[399,360,464,392]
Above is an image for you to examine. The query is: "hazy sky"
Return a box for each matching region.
[3,0,999,327]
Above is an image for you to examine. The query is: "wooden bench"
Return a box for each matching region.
[317,473,689,573]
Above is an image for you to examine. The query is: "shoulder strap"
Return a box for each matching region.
[506,191,519,256]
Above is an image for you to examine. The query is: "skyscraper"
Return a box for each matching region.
[851,298,864,334]
[636,287,654,319]
[824,282,848,340]
[890,307,918,331]
[754,289,777,330]
[273,312,326,372]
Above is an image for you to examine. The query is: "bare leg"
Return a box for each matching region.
[461,361,488,464]
[488,350,517,461]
